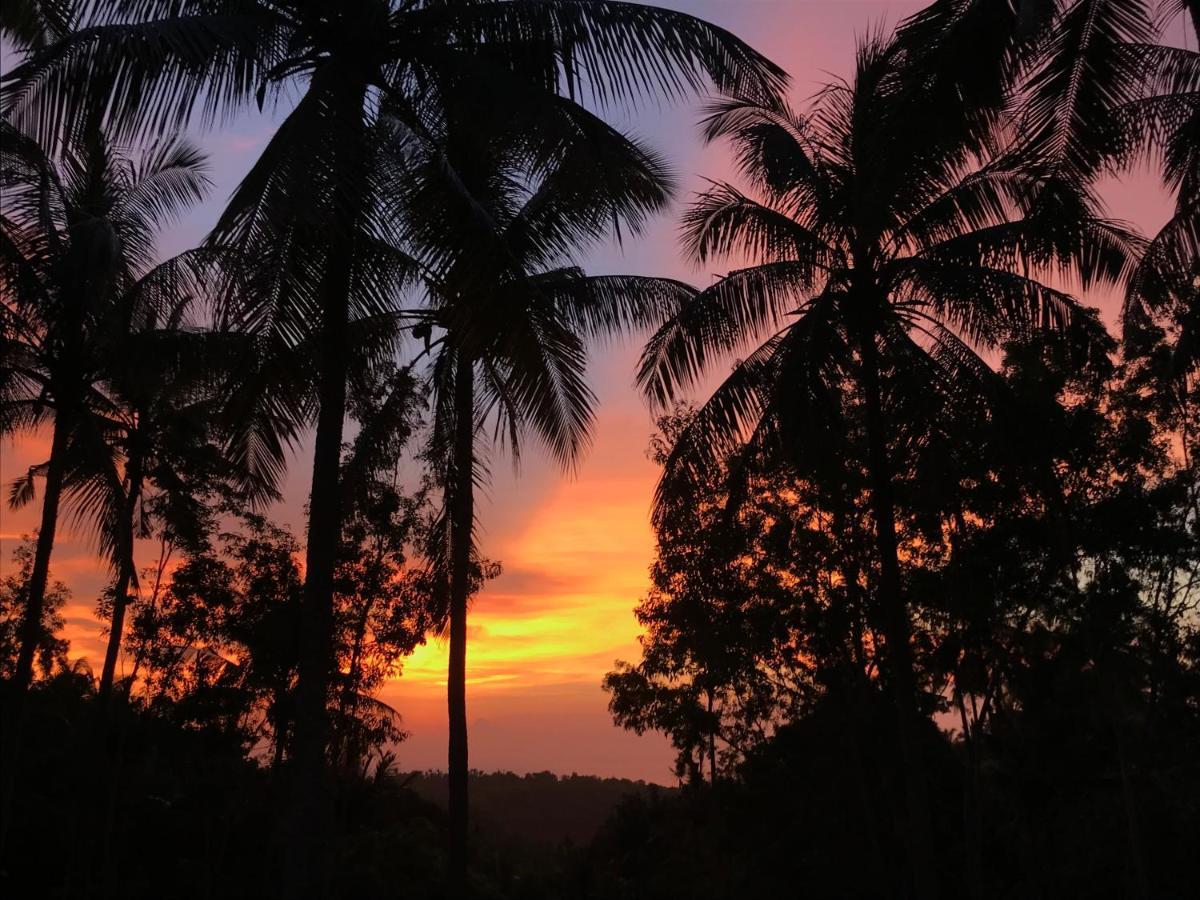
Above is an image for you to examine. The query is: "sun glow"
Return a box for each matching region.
[396,434,659,698]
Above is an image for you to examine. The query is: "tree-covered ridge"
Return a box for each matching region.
[408,770,674,847]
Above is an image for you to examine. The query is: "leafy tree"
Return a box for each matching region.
[333,365,434,775]
[387,93,694,877]
[889,326,1200,899]
[90,318,266,701]
[598,330,1200,900]
[129,480,433,773]
[126,356,429,764]
[0,537,71,680]
[128,513,301,751]
[606,408,829,784]
[636,24,1142,892]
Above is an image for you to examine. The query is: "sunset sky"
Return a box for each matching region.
[0,0,1178,783]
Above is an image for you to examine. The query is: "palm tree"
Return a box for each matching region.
[903,1,1193,339]
[1118,0,1200,354]
[385,98,693,887]
[7,229,263,703]
[97,314,273,701]
[2,3,783,885]
[0,121,212,689]
[637,33,1142,896]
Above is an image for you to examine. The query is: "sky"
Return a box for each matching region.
[0,1,1180,784]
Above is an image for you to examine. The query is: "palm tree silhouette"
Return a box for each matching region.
[388,97,693,889]
[1,123,212,690]
[93,310,275,701]
[637,33,1143,896]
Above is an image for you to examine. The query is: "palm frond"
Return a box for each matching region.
[637,262,823,408]
[1017,0,1155,182]
[682,181,834,267]
[532,271,695,343]
[1,8,280,148]
[409,0,788,107]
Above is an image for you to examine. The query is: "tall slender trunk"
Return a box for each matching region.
[447,351,475,897]
[272,695,290,772]
[14,412,72,688]
[126,538,171,697]
[857,329,940,899]
[827,494,889,892]
[1,411,72,862]
[283,230,355,899]
[278,73,366,898]
[100,453,144,701]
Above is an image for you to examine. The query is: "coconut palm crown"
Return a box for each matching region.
[637,32,1144,896]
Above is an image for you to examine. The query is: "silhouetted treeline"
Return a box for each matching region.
[410,770,673,847]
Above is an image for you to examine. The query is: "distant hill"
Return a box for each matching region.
[402,770,676,847]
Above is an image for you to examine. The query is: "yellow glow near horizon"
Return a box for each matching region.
[396,460,657,696]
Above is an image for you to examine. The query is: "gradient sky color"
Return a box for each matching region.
[0,1,1177,783]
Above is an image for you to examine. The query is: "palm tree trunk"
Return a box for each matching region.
[14,412,71,688]
[955,688,984,900]
[284,232,354,898]
[98,567,133,701]
[100,454,144,701]
[3,412,71,862]
[447,351,475,897]
[828,493,891,893]
[280,72,367,897]
[857,329,940,899]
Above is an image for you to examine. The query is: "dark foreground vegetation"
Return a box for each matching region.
[3,678,678,897]
[4,658,1197,898]
[3,0,1200,897]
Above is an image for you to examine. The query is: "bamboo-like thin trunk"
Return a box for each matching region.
[100,453,144,701]
[447,351,475,897]
[337,599,372,773]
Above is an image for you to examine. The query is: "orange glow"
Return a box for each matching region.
[1,403,676,779]
[398,418,659,697]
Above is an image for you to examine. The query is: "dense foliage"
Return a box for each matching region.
[606,332,1200,897]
